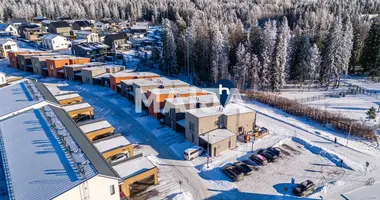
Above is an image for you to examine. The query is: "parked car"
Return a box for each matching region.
[242,160,260,171]
[267,147,281,157]
[249,154,268,166]
[257,149,278,162]
[108,154,128,165]
[184,146,204,160]
[222,165,244,182]
[233,162,253,175]
[293,180,316,196]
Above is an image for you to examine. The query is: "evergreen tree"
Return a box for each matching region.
[162,19,178,75]
[249,53,260,91]
[360,17,380,76]
[234,43,249,90]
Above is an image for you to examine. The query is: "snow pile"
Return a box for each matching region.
[169,192,193,200]
[292,136,356,170]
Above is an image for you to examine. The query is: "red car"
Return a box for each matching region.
[249,154,268,165]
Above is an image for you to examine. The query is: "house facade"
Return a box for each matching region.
[40,34,70,50]
[0,24,18,36]
[104,33,128,49]
[48,21,71,36]
[0,72,6,86]
[0,39,18,57]
[72,20,92,31]
[76,31,99,42]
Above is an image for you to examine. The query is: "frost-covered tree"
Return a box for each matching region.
[162,19,178,75]
[234,43,249,89]
[210,24,229,83]
[249,53,260,91]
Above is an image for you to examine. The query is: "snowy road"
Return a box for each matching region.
[75,88,213,199]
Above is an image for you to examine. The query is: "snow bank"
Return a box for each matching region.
[292,137,354,170]
[169,192,193,200]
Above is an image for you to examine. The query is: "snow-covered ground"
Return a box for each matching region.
[2,63,380,199]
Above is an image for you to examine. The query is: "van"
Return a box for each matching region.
[184,146,204,160]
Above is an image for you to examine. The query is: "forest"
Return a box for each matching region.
[1,0,380,90]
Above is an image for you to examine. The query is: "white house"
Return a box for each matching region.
[94,21,110,31]
[75,31,99,42]
[40,34,70,50]
[0,39,18,57]
[0,72,6,86]
[0,24,18,36]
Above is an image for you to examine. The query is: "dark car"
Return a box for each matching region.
[233,162,253,175]
[267,147,281,157]
[293,180,316,196]
[242,160,260,171]
[249,154,268,166]
[222,165,244,182]
[258,149,278,162]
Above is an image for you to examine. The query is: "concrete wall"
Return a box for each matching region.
[65,66,88,80]
[82,69,107,84]
[208,135,236,157]
[225,112,256,134]
[54,175,120,200]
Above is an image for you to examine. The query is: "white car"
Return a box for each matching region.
[184,146,204,160]
[109,154,128,165]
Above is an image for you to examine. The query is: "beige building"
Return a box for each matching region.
[81,67,107,84]
[164,94,220,130]
[185,104,256,157]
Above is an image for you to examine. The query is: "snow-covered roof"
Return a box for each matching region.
[0,38,15,45]
[186,103,255,118]
[0,107,97,200]
[134,77,189,88]
[81,66,107,71]
[0,23,10,31]
[111,71,159,78]
[199,129,235,144]
[93,73,110,79]
[79,120,112,134]
[112,156,156,180]
[0,82,43,118]
[148,87,204,95]
[75,31,93,36]
[40,34,62,40]
[62,102,92,112]
[55,93,81,101]
[165,94,219,106]
[93,134,131,153]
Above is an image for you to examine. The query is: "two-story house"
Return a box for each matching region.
[72,20,92,31]
[0,39,18,57]
[40,34,70,50]
[104,33,128,50]
[75,31,99,42]
[0,24,18,36]
[48,21,71,36]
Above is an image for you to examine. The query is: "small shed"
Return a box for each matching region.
[93,133,133,160]
[55,93,82,106]
[62,102,94,122]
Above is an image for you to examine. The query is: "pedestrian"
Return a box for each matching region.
[334,137,337,144]
[340,159,343,168]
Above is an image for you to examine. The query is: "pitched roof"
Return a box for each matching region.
[100,19,115,24]
[0,23,10,31]
[74,21,92,27]
[105,33,127,41]
[8,18,27,24]
[40,34,62,40]
[50,21,70,28]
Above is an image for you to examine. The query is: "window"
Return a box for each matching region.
[109,185,115,195]
[189,122,194,131]
[4,45,11,50]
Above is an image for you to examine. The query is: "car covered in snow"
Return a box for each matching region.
[257,149,278,162]
[241,160,260,171]
[222,165,244,182]
[292,180,316,196]
[249,154,268,166]
[233,162,253,175]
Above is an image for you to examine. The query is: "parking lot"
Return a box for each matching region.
[199,140,361,199]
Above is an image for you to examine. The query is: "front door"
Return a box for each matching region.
[214,147,217,157]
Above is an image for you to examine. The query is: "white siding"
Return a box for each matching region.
[54,175,120,200]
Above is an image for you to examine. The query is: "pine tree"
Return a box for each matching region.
[249,53,260,91]
[234,43,249,90]
[360,17,380,76]
[210,24,229,83]
[162,19,178,76]
[307,44,321,85]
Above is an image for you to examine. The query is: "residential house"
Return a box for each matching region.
[81,65,125,85]
[7,51,46,68]
[145,87,209,119]
[75,31,99,42]
[31,55,71,75]
[18,24,45,41]
[72,20,92,31]
[17,52,53,71]
[64,62,105,80]
[185,104,256,157]
[40,34,70,50]
[130,22,149,33]
[48,21,71,36]
[46,57,90,77]
[7,18,28,27]
[104,33,128,49]
[0,24,18,36]
[81,67,107,84]
[94,21,109,31]
[164,94,220,131]
[0,39,18,57]
[110,71,160,91]
[32,16,48,23]
[72,42,110,59]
